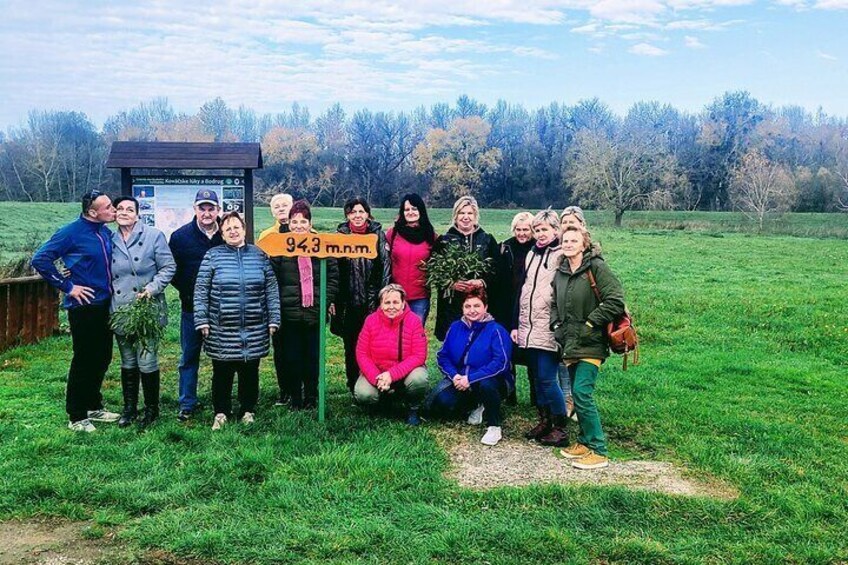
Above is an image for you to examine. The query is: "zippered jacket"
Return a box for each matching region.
[551,248,625,361]
[169,219,223,313]
[434,226,499,341]
[336,220,390,311]
[32,216,113,310]
[193,244,281,361]
[355,306,427,385]
[386,227,433,301]
[436,315,513,387]
[516,241,564,352]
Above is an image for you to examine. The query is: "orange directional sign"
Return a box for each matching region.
[257,232,378,259]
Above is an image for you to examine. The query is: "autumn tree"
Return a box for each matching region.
[412,116,501,200]
[728,150,798,230]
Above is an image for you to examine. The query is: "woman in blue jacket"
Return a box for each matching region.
[427,288,513,446]
[194,212,281,430]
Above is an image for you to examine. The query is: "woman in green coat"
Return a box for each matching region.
[551,226,625,470]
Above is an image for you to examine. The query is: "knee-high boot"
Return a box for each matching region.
[118,368,139,428]
[138,370,160,429]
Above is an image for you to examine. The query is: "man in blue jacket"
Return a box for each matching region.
[168,189,223,421]
[32,190,119,432]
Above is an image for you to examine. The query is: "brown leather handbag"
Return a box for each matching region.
[586,269,639,370]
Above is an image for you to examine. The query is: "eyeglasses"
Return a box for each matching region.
[82,190,106,212]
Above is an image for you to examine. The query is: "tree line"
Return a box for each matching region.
[1,92,847,225]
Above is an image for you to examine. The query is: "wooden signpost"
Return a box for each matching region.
[257,232,379,422]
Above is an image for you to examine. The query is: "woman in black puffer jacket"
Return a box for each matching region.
[434,196,499,342]
[333,197,390,393]
[270,200,338,409]
[194,212,281,430]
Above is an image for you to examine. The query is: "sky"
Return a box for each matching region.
[1,0,847,130]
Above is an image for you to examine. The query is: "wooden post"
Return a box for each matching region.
[318,259,327,423]
[121,168,132,197]
[244,169,254,244]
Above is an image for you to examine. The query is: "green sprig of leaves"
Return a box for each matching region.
[110,296,164,354]
[424,244,493,299]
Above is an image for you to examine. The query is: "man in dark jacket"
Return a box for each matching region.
[32,190,118,432]
[168,189,223,421]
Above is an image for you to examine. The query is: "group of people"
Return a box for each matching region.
[33,188,627,470]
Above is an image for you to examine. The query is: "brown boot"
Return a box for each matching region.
[524,407,551,440]
[539,415,569,447]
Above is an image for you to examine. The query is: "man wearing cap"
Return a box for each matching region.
[32,190,119,432]
[169,189,224,421]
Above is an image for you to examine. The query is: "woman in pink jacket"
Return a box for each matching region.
[386,194,436,326]
[354,284,430,425]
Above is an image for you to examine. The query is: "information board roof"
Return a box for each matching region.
[106,142,263,169]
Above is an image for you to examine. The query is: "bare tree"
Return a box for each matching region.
[729,150,798,230]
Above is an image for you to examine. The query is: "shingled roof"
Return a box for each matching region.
[106,142,263,169]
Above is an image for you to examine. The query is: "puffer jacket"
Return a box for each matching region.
[336,220,390,311]
[193,244,281,361]
[110,222,176,331]
[516,241,564,352]
[434,226,499,341]
[386,227,433,300]
[270,255,339,325]
[355,306,427,384]
[551,248,625,361]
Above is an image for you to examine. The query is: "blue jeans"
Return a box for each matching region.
[426,377,507,426]
[407,298,431,327]
[558,362,573,400]
[178,311,203,411]
[526,348,566,416]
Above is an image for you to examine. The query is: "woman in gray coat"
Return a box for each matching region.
[110,196,176,429]
[194,212,281,430]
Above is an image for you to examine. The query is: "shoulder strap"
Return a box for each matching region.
[397,319,405,362]
[585,263,602,303]
[459,325,485,366]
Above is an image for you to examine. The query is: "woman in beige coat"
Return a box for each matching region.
[510,209,568,446]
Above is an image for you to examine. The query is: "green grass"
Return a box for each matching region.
[1,203,847,563]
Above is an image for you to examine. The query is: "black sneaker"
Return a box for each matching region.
[177,409,192,422]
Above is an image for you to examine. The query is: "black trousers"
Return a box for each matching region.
[341,305,369,392]
[211,359,260,417]
[67,304,113,422]
[279,321,319,408]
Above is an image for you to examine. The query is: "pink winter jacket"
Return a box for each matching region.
[356,306,428,385]
[386,228,433,300]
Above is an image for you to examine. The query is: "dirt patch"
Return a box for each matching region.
[0,520,118,565]
[442,429,738,499]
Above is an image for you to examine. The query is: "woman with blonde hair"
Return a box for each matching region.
[434,196,499,342]
[259,193,294,240]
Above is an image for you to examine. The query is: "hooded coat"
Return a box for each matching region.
[551,247,625,361]
[515,240,564,352]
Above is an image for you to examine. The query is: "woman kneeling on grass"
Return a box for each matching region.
[354,284,429,425]
[427,288,513,446]
[194,212,281,430]
[551,226,625,470]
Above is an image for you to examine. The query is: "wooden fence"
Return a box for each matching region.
[0,276,59,353]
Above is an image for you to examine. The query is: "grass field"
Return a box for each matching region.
[1,202,847,563]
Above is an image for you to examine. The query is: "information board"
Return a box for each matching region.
[131,176,245,240]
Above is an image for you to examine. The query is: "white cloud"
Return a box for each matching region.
[685,35,707,47]
[813,0,848,7]
[817,50,838,60]
[629,42,670,55]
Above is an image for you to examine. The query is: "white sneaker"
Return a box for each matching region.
[87,409,120,423]
[466,404,485,425]
[241,412,255,425]
[480,426,502,446]
[212,413,228,431]
[68,419,96,433]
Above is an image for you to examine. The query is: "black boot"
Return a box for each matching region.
[137,370,160,429]
[524,407,551,440]
[539,414,569,447]
[118,368,139,428]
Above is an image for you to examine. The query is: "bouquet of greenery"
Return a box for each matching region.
[110,296,164,354]
[424,245,493,299]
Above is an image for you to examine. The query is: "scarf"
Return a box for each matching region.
[394,222,431,245]
[531,238,559,255]
[298,256,314,307]
[349,221,369,235]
